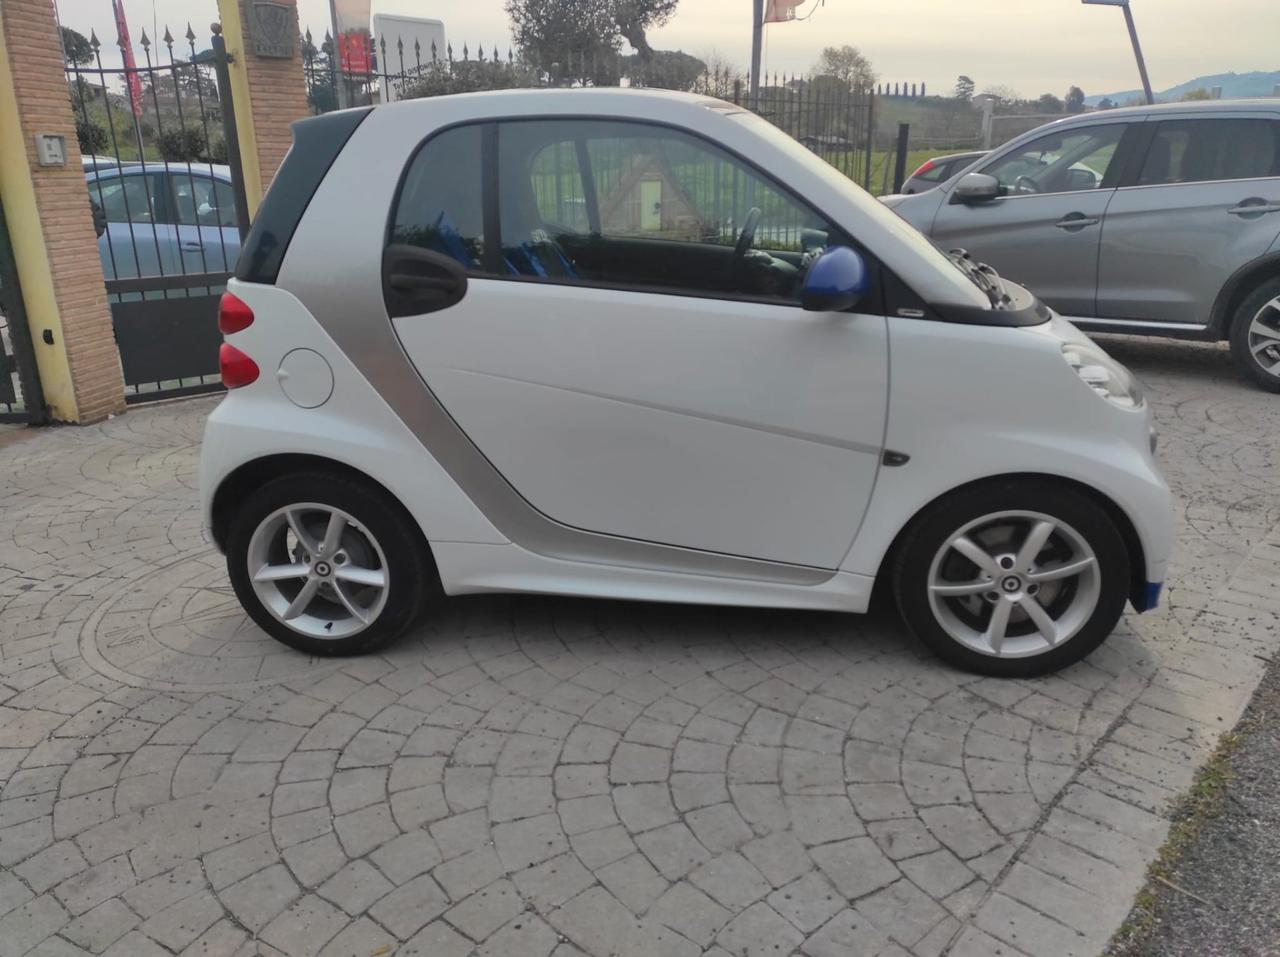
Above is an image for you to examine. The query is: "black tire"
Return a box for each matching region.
[892,479,1130,678]
[1228,275,1280,394]
[226,472,440,656]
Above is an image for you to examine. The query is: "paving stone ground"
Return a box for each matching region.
[1,335,1278,957]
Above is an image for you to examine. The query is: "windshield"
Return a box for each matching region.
[727,109,990,309]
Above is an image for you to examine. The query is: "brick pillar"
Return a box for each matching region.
[0,0,126,423]
[216,0,311,215]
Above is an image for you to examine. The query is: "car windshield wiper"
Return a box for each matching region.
[948,249,1012,309]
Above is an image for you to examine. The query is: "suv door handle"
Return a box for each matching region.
[1228,198,1280,217]
[1054,214,1100,231]
[383,244,469,318]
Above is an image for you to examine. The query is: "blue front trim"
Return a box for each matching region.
[1133,581,1162,613]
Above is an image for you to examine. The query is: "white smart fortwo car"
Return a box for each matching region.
[200,89,1172,677]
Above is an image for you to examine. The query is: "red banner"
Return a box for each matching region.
[111,0,143,117]
[763,0,806,23]
[338,31,371,75]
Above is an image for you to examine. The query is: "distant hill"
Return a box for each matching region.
[1085,70,1280,106]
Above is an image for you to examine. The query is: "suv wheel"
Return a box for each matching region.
[226,473,439,656]
[893,480,1129,677]
[1228,275,1280,393]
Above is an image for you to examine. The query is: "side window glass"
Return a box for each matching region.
[391,125,487,270]
[983,125,1126,195]
[530,142,590,234]
[1138,119,1280,186]
[92,175,159,224]
[497,118,846,304]
[172,176,239,228]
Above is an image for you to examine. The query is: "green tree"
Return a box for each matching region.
[506,0,620,81]
[613,0,679,60]
[1036,92,1063,112]
[1181,88,1212,101]
[76,117,108,155]
[60,26,95,66]
[157,126,207,162]
[623,49,705,90]
[1064,85,1086,113]
[1097,97,1116,109]
[954,75,975,102]
[811,45,875,90]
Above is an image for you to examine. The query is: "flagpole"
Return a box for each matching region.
[750,0,763,108]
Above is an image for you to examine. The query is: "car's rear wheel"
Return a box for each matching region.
[1228,276,1280,393]
[893,480,1130,677]
[226,473,438,656]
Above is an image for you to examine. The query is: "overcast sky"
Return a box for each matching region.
[57,0,1277,98]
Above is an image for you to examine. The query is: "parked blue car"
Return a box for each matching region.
[86,162,241,280]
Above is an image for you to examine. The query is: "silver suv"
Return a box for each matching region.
[883,100,1280,391]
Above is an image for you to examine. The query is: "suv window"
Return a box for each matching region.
[172,175,238,228]
[1137,119,1280,186]
[497,118,848,303]
[983,125,1125,196]
[391,125,487,268]
[91,173,162,224]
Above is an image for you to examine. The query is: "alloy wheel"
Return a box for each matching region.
[926,510,1101,658]
[1246,295,1280,379]
[246,503,390,639]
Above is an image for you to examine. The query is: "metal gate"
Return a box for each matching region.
[65,22,249,403]
[0,196,44,424]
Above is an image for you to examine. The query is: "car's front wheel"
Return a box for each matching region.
[893,480,1130,677]
[1228,275,1280,393]
[226,473,438,656]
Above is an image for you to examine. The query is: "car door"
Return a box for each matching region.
[1097,115,1280,325]
[927,123,1131,316]
[169,170,242,274]
[88,170,179,281]
[383,119,889,569]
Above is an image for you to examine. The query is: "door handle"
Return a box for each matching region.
[1054,214,1099,231]
[383,244,469,317]
[1228,199,1280,217]
[181,241,203,250]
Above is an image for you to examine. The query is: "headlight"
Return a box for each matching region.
[1061,342,1144,408]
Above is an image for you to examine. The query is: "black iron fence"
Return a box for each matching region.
[64,22,248,402]
[302,34,881,190]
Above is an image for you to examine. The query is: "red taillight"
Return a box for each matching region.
[218,292,254,334]
[219,343,259,389]
[908,159,936,179]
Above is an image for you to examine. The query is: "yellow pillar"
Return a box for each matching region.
[216,0,312,215]
[0,0,125,423]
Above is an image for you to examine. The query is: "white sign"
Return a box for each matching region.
[372,13,446,102]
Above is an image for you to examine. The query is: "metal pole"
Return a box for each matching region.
[329,0,350,108]
[210,25,252,238]
[892,123,910,194]
[750,0,763,108]
[1121,3,1154,105]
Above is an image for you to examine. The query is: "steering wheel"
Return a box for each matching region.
[731,207,763,277]
[1014,174,1042,195]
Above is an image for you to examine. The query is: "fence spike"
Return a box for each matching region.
[461,43,468,61]
[477,45,485,62]
[185,22,196,42]
[447,42,453,62]
[89,29,101,51]
[508,47,514,64]
[304,27,312,44]
[162,26,173,46]
[397,35,404,55]
[494,45,500,63]
[139,28,150,50]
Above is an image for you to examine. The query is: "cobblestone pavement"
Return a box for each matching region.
[2,336,1278,957]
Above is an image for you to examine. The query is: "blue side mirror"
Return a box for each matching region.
[801,246,869,312]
